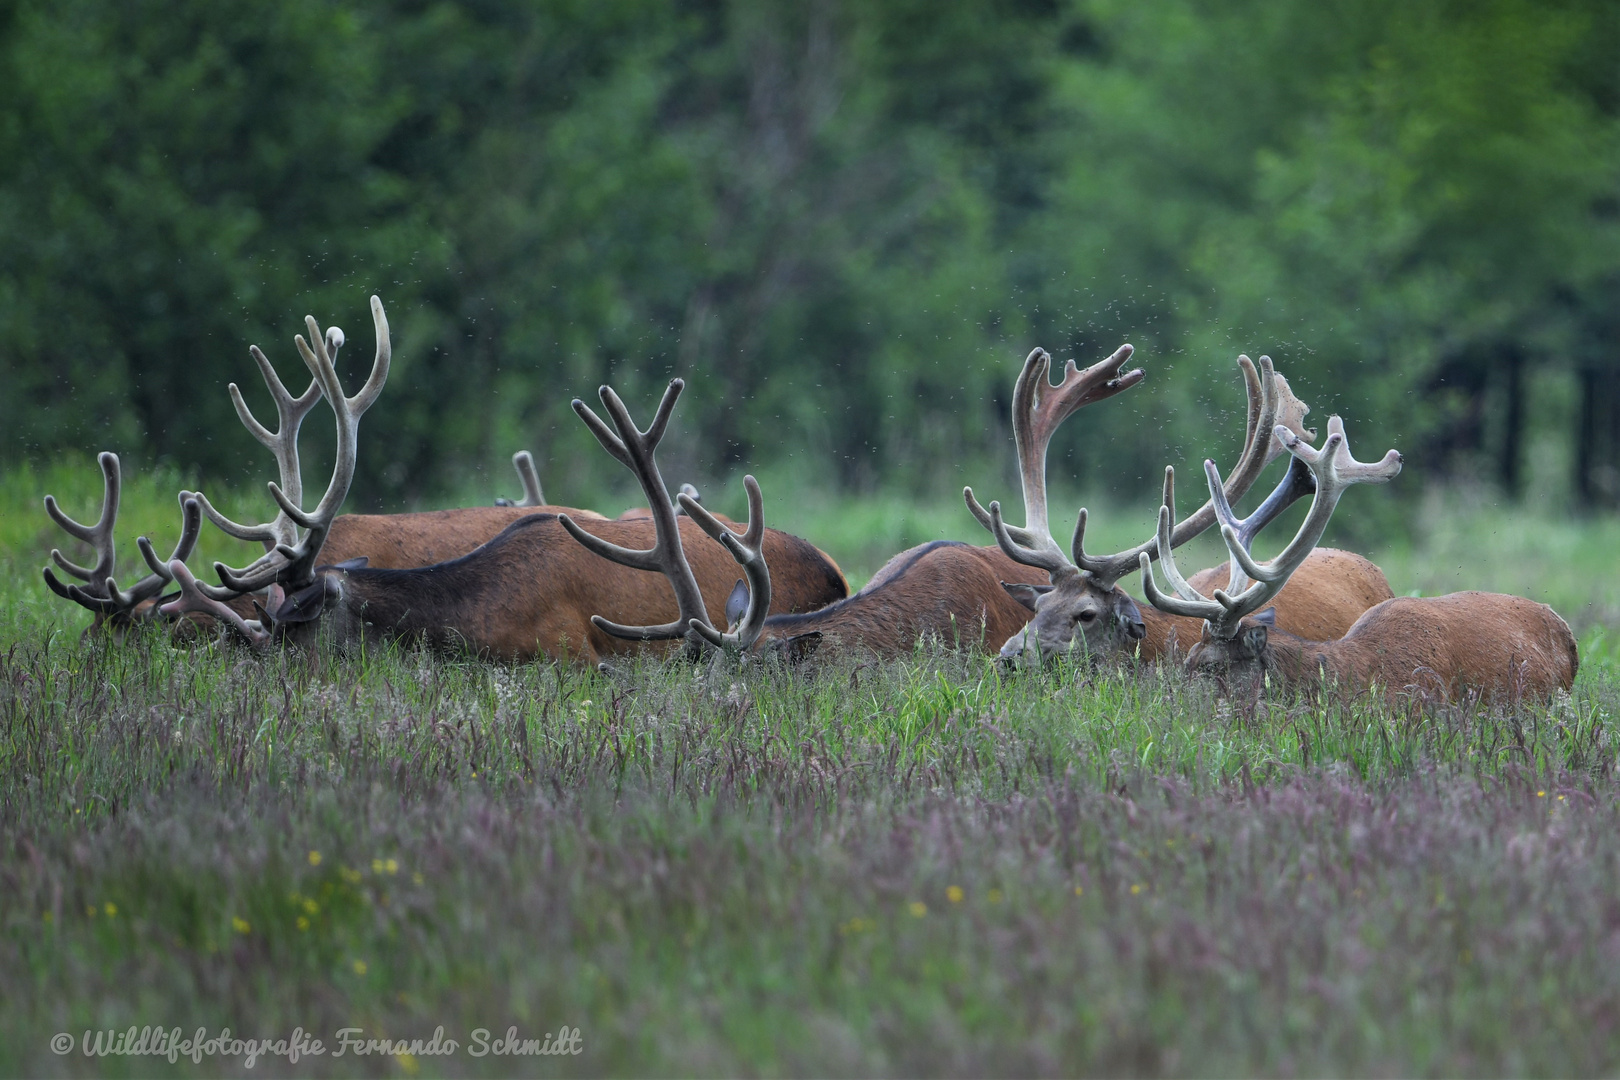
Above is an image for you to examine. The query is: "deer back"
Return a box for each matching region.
[1323,592,1577,702]
[319,506,845,611]
[752,541,1051,659]
[1143,547,1394,658]
[319,506,603,568]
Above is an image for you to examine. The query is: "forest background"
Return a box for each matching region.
[4,0,1619,534]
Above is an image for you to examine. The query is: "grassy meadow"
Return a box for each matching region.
[4,462,1620,1076]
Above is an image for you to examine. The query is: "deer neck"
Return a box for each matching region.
[1259,628,1352,687]
[1140,606,1202,662]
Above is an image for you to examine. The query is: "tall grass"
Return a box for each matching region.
[6,466,1620,1074]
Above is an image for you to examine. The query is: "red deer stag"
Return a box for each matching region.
[160,365,844,662]
[963,346,1391,664]
[42,300,845,635]
[1142,419,1575,703]
[565,349,1349,664]
[44,298,394,632]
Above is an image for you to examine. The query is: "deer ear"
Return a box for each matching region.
[725,578,750,629]
[1115,593,1147,639]
[1241,623,1269,657]
[777,631,822,664]
[1002,581,1052,612]
[273,574,341,624]
[1253,606,1277,627]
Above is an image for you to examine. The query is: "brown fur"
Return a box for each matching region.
[1142,548,1393,659]
[317,506,607,567]
[1188,591,1578,704]
[756,541,1050,659]
[291,514,847,664]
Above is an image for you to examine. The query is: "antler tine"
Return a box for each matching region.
[563,380,711,646]
[212,297,391,593]
[194,329,327,552]
[159,560,271,645]
[41,453,126,615]
[135,493,203,579]
[679,475,771,650]
[43,463,208,618]
[965,344,1144,577]
[1265,372,1314,464]
[496,451,545,507]
[286,298,390,528]
[102,493,206,609]
[1197,419,1402,637]
[1075,355,1316,586]
[42,572,120,615]
[1138,472,1226,622]
[43,451,120,589]
[1205,454,1318,594]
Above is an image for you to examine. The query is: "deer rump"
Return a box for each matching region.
[282,512,848,664]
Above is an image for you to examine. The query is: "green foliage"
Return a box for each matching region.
[3,0,1619,510]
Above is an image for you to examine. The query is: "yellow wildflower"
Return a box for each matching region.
[946,886,964,904]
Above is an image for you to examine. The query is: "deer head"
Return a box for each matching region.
[1141,415,1402,682]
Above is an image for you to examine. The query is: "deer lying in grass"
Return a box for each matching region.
[1142,419,1577,703]
[564,346,1379,663]
[964,346,1395,665]
[155,344,843,662]
[44,300,845,637]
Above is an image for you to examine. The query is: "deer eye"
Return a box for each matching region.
[1078,610,1098,623]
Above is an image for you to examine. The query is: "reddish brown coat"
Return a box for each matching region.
[295,513,848,664]
[1190,591,1578,703]
[1142,548,1393,659]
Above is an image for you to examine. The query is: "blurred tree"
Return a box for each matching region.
[0,0,426,487]
[3,0,1619,516]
